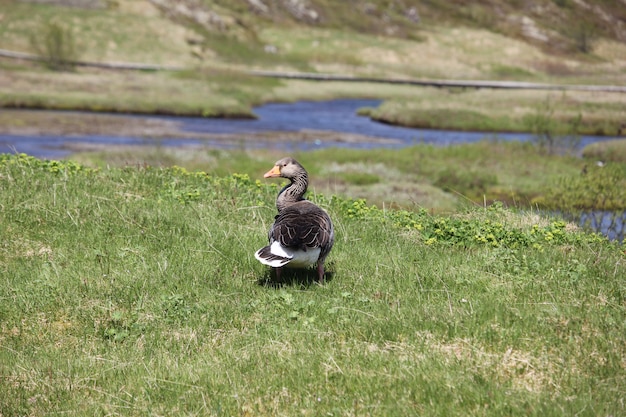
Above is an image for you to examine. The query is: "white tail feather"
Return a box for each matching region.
[255,241,321,269]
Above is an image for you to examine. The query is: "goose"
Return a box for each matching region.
[255,157,334,283]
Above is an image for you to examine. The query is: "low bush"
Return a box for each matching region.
[433,167,498,199]
[582,139,626,163]
[523,97,582,155]
[29,21,82,71]
[538,163,626,211]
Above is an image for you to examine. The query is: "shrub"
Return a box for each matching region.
[540,164,626,211]
[569,21,596,54]
[334,197,607,248]
[523,96,582,155]
[582,139,626,163]
[29,21,82,71]
[433,168,497,198]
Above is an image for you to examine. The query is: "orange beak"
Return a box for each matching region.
[263,165,282,178]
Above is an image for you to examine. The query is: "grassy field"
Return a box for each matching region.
[1,154,625,416]
[1,2,625,415]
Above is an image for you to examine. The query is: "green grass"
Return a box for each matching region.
[367,90,626,137]
[1,153,624,416]
[71,141,626,213]
[583,139,626,163]
[0,1,199,66]
[0,64,275,117]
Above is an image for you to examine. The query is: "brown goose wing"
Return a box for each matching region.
[270,201,334,252]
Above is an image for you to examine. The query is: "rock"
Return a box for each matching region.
[247,0,269,14]
[282,0,320,23]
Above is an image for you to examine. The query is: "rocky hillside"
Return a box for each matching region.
[4,0,626,86]
[146,0,626,54]
[19,0,626,56]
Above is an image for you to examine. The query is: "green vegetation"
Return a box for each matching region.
[365,90,625,137]
[1,153,624,416]
[583,139,626,163]
[569,21,597,54]
[539,163,626,211]
[1,2,625,414]
[433,167,498,202]
[523,96,582,154]
[29,21,82,71]
[70,140,626,214]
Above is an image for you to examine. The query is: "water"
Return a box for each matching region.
[578,211,626,242]
[171,98,619,147]
[1,99,622,159]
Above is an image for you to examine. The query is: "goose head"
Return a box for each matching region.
[263,157,307,180]
[263,157,309,211]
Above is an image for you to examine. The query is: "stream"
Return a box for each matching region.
[1,99,622,159]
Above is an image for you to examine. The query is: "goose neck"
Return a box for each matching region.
[276,173,308,211]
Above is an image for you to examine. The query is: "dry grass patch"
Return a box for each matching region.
[439,340,557,394]
[1,235,54,261]
[316,161,459,211]
[356,333,558,395]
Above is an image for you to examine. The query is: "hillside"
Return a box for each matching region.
[146,0,626,55]
[1,0,625,133]
[4,0,626,76]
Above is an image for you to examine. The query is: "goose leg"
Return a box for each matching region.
[317,263,325,284]
[274,266,283,282]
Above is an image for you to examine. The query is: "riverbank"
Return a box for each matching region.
[4,101,625,163]
[3,101,624,222]
[2,63,625,138]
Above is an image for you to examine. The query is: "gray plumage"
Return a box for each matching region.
[255,157,334,283]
